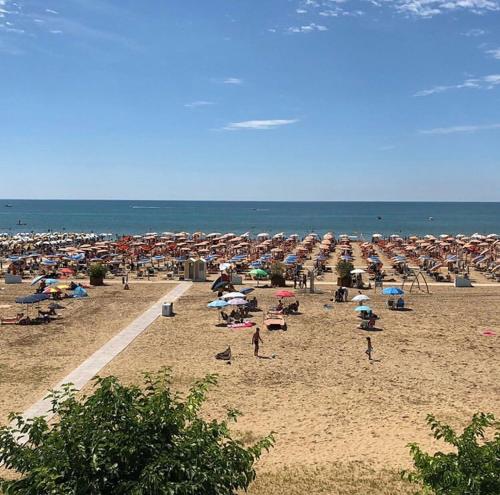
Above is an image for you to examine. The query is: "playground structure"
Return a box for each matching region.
[402,268,430,294]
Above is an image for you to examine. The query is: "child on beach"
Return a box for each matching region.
[252,327,263,357]
[365,337,373,361]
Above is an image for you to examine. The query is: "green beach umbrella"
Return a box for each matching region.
[250,268,268,278]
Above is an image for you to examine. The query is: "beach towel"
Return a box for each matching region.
[227,321,254,328]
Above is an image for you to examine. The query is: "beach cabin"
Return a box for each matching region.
[183,258,207,282]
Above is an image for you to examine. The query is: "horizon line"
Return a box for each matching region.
[1,198,500,203]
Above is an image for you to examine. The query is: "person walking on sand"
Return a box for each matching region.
[252,327,263,357]
[365,337,373,361]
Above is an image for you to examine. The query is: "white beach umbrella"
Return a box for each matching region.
[221,292,246,300]
[352,294,370,303]
[350,269,366,274]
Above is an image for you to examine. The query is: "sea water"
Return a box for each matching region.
[1,200,499,237]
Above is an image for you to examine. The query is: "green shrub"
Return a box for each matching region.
[269,262,286,287]
[0,370,274,494]
[403,413,500,495]
[88,263,108,279]
[336,260,354,279]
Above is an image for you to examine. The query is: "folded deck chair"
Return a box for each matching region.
[215,346,232,361]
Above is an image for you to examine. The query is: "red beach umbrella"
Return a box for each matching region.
[274,290,295,298]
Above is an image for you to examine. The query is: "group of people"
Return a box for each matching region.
[333,286,349,302]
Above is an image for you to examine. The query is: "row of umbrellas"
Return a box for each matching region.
[353,287,404,313]
[207,289,295,309]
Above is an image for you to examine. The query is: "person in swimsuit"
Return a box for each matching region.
[252,327,263,357]
[366,337,373,361]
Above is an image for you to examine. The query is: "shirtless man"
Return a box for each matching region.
[252,327,263,357]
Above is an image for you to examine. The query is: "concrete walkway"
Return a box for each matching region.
[18,281,192,424]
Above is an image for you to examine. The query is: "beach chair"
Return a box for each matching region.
[0,313,24,325]
[215,346,232,361]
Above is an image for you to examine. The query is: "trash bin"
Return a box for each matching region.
[162,302,174,317]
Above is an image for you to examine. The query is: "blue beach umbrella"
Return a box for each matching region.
[73,286,88,298]
[382,287,404,296]
[44,279,59,285]
[354,305,372,312]
[207,300,229,309]
[16,293,50,304]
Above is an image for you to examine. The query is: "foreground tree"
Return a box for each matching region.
[403,413,500,495]
[0,370,274,494]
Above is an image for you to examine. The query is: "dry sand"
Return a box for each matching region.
[0,281,174,422]
[90,282,499,494]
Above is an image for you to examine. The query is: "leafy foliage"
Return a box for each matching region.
[88,262,108,279]
[403,413,500,495]
[0,370,274,495]
[336,260,354,279]
[269,262,286,287]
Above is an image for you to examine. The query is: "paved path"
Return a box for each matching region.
[18,281,192,424]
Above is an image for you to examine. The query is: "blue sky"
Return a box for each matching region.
[1,0,499,201]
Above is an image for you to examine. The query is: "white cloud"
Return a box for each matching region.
[462,28,486,36]
[288,22,328,33]
[296,8,308,13]
[45,9,59,15]
[184,100,215,108]
[294,0,499,20]
[419,123,500,135]
[414,74,500,96]
[486,47,500,59]
[223,119,299,131]
[49,29,62,34]
[223,77,243,85]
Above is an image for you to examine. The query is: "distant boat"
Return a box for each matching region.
[428,216,434,221]
[4,204,12,207]
[17,220,27,226]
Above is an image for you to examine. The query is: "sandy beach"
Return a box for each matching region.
[0,282,175,421]
[0,231,499,493]
[76,282,499,493]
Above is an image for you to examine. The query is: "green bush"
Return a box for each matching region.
[0,370,274,494]
[403,413,500,495]
[335,260,354,279]
[269,262,286,287]
[88,263,108,279]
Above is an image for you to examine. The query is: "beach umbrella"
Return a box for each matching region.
[354,305,372,312]
[16,293,50,304]
[250,268,268,278]
[59,267,74,275]
[275,290,295,298]
[43,279,59,285]
[73,286,88,298]
[227,298,248,306]
[44,287,61,294]
[219,262,231,271]
[382,287,404,296]
[207,300,229,309]
[350,269,365,275]
[240,287,254,295]
[56,284,71,290]
[352,294,370,302]
[30,275,46,286]
[221,292,246,299]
